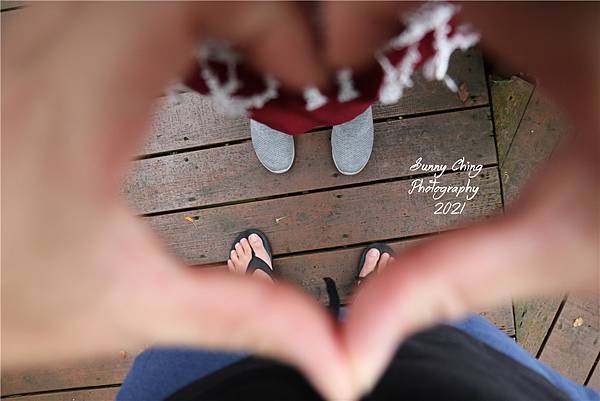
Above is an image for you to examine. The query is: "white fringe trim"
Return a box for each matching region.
[183,2,479,113]
[377,45,421,104]
[377,2,479,104]
[336,68,359,102]
[196,41,280,116]
[303,86,328,111]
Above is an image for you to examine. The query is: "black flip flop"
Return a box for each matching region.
[229,229,274,279]
[356,242,394,283]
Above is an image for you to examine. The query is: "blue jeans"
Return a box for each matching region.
[117,314,599,401]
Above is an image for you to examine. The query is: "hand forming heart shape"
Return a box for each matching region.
[3,3,598,401]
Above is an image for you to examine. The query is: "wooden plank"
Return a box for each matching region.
[539,296,600,383]
[146,167,502,265]
[479,304,515,337]
[514,296,563,356]
[274,236,514,335]
[126,108,496,215]
[588,360,600,392]
[1,1,22,11]
[1,350,140,396]
[500,88,568,205]
[8,387,119,401]
[142,49,488,155]
[500,87,569,357]
[489,75,534,165]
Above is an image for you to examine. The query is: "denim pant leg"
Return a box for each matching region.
[116,347,246,401]
[452,314,599,401]
[117,312,599,401]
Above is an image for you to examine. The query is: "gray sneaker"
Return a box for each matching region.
[331,106,374,175]
[250,120,295,174]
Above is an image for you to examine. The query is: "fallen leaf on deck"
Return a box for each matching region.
[573,317,584,327]
[185,216,194,223]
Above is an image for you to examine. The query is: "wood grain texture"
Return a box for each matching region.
[127,108,496,215]
[146,167,501,265]
[7,387,118,401]
[142,49,488,156]
[500,87,569,358]
[2,350,140,396]
[539,296,600,383]
[490,76,534,165]
[514,296,563,356]
[1,0,22,11]
[500,88,568,205]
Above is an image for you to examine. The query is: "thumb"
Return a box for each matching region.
[344,213,596,395]
[132,267,356,401]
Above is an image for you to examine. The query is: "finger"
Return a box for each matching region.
[323,2,413,71]
[348,228,524,394]
[197,3,327,90]
[5,3,326,191]
[135,269,356,401]
[346,206,597,394]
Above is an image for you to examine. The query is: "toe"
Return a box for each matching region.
[235,242,244,257]
[227,259,234,272]
[248,233,273,271]
[240,238,252,255]
[378,252,391,271]
[360,248,380,279]
[249,233,263,248]
[230,249,239,264]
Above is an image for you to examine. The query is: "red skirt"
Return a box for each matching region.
[182,2,478,135]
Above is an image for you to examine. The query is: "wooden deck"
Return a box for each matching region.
[2,48,599,399]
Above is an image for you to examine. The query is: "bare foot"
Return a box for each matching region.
[358,248,394,285]
[227,233,273,282]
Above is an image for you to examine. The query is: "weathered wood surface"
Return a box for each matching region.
[10,387,119,401]
[538,296,600,383]
[127,108,495,214]
[1,349,141,396]
[500,88,567,206]
[496,86,571,359]
[142,49,488,156]
[490,76,534,165]
[147,167,501,265]
[514,296,563,357]
[0,0,22,11]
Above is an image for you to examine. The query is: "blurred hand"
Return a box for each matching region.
[336,2,600,393]
[1,3,352,400]
[3,2,598,400]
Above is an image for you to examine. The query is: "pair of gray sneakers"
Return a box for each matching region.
[250,107,374,175]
